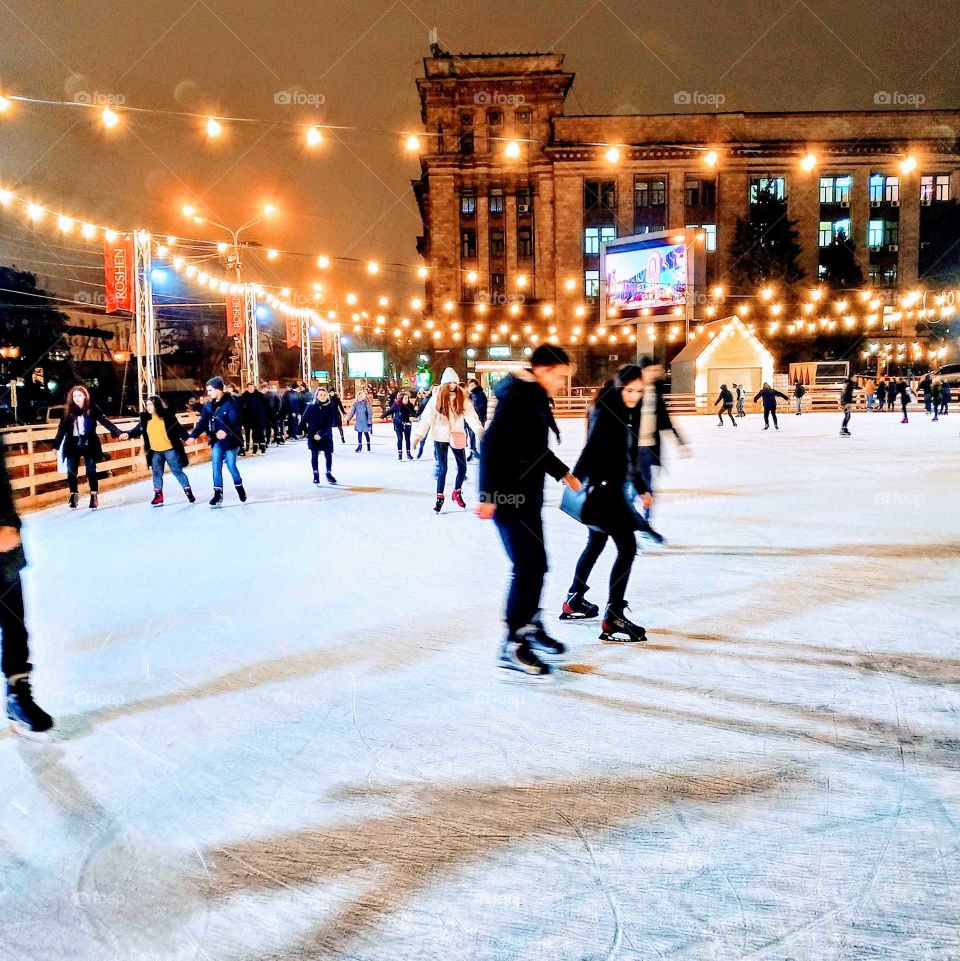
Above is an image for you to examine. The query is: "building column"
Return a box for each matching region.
[616,171,634,238]
[476,192,490,299]
[789,171,820,283]
[899,177,920,288]
[553,173,584,319]
[716,170,748,284]
[668,166,685,229]
[505,193,519,296]
[850,166,871,280]
[536,171,556,303]
[429,173,459,313]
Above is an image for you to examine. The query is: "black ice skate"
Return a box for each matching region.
[326,472,337,485]
[209,487,224,508]
[313,471,321,485]
[6,676,54,739]
[236,484,247,503]
[185,487,196,503]
[433,494,445,513]
[88,494,98,510]
[498,638,552,678]
[560,592,600,621]
[68,492,79,509]
[599,603,647,643]
[520,620,566,657]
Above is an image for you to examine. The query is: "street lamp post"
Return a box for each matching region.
[182,204,275,388]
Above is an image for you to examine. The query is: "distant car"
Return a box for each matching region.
[933,363,960,387]
[45,405,65,424]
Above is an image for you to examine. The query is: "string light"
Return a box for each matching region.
[367,260,379,275]
[0,96,10,114]
[305,126,323,147]
[266,248,279,260]
[205,117,223,138]
[604,145,621,164]
[101,107,120,129]
[504,140,521,159]
[800,152,817,171]
[704,150,718,167]
[405,134,421,152]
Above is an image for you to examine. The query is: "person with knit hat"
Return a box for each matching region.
[411,367,484,513]
[186,377,246,507]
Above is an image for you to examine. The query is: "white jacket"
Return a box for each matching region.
[413,395,483,445]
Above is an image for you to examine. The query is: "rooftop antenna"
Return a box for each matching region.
[429,27,447,57]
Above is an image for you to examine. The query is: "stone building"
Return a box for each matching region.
[412,48,960,380]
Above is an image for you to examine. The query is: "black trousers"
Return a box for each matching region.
[570,526,637,608]
[395,423,412,454]
[310,439,333,474]
[494,508,548,634]
[763,408,779,428]
[243,422,265,451]
[0,573,30,679]
[65,454,98,493]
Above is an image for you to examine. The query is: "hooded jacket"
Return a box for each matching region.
[189,393,243,450]
[753,386,789,410]
[478,371,569,512]
[347,397,373,433]
[300,399,339,449]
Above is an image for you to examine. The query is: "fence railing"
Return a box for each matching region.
[5,413,208,512]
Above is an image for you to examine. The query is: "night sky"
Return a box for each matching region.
[0,0,957,303]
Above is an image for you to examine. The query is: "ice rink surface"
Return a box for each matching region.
[2,409,958,961]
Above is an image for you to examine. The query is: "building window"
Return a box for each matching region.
[516,187,533,214]
[750,177,786,203]
[489,189,504,215]
[869,265,898,287]
[461,228,477,259]
[515,109,532,125]
[921,174,950,204]
[584,269,600,298]
[459,130,475,155]
[870,174,900,204]
[584,225,616,255]
[585,181,616,211]
[868,220,899,248]
[685,178,716,207]
[490,230,505,258]
[635,178,666,207]
[460,192,476,216]
[703,223,717,251]
[819,175,852,205]
[518,227,534,258]
[491,272,505,298]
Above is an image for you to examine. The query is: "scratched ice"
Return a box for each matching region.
[2,411,958,961]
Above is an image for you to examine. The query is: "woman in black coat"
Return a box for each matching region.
[562,365,650,643]
[127,395,195,505]
[390,390,417,460]
[299,386,339,484]
[52,385,129,509]
[714,384,737,427]
[329,389,347,443]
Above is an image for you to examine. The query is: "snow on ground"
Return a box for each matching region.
[2,409,959,961]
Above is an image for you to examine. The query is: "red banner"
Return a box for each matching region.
[285,315,301,349]
[103,234,135,313]
[225,293,244,336]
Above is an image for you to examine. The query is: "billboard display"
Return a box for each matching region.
[603,238,688,314]
[347,351,385,379]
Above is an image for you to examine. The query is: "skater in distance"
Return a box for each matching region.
[299,386,339,485]
[186,377,247,507]
[714,384,738,427]
[753,383,789,431]
[125,395,196,506]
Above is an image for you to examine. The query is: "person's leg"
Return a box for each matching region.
[727,409,737,426]
[434,442,449,494]
[842,408,851,430]
[763,409,770,428]
[637,447,656,521]
[65,454,79,493]
[772,409,779,428]
[151,452,165,491]
[323,445,333,473]
[395,426,403,454]
[84,456,99,493]
[570,529,608,596]
[211,444,225,488]
[164,449,190,490]
[453,447,467,490]
[717,410,723,425]
[403,424,412,455]
[225,448,243,485]
[310,447,320,475]
[607,527,638,608]
[495,510,548,635]
[365,430,371,450]
[0,574,31,681]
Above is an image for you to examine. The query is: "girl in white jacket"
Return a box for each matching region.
[412,367,484,512]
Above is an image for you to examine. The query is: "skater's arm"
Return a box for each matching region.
[188,408,209,440]
[463,400,484,441]
[95,408,128,439]
[775,390,788,401]
[411,399,436,446]
[753,391,762,403]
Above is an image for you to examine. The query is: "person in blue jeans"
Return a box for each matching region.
[187,377,246,508]
[127,395,196,506]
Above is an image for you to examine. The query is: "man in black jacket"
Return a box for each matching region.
[240,384,267,455]
[477,345,580,678]
[187,377,247,507]
[753,383,789,430]
[0,440,53,737]
[466,378,488,462]
[840,377,858,436]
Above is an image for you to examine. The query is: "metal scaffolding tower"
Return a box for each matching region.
[133,230,159,411]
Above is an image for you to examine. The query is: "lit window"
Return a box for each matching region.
[868,220,884,248]
[584,270,600,298]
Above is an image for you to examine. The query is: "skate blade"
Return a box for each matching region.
[8,721,53,742]
[497,663,554,683]
[558,612,598,621]
[599,632,647,644]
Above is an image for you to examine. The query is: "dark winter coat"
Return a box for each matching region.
[841,381,857,406]
[573,384,649,533]
[189,393,243,450]
[240,389,267,427]
[478,371,570,514]
[469,386,489,425]
[329,393,346,426]
[390,400,416,430]
[794,383,806,398]
[128,407,189,469]
[300,400,339,450]
[0,439,25,580]
[262,389,281,421]
[753,387,789,410]
[53,406,125,462]
[715,387,734,408]
[875,382,887,402]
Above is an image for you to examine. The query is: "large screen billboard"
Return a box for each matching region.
[347,351,385,379]
[603,239,688,313]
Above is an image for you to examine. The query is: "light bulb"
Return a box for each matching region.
[206,117,223,138]
[405,134,421,152]
[101,107,120,129]
[504,140,521,159]
[306,126,323,147]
